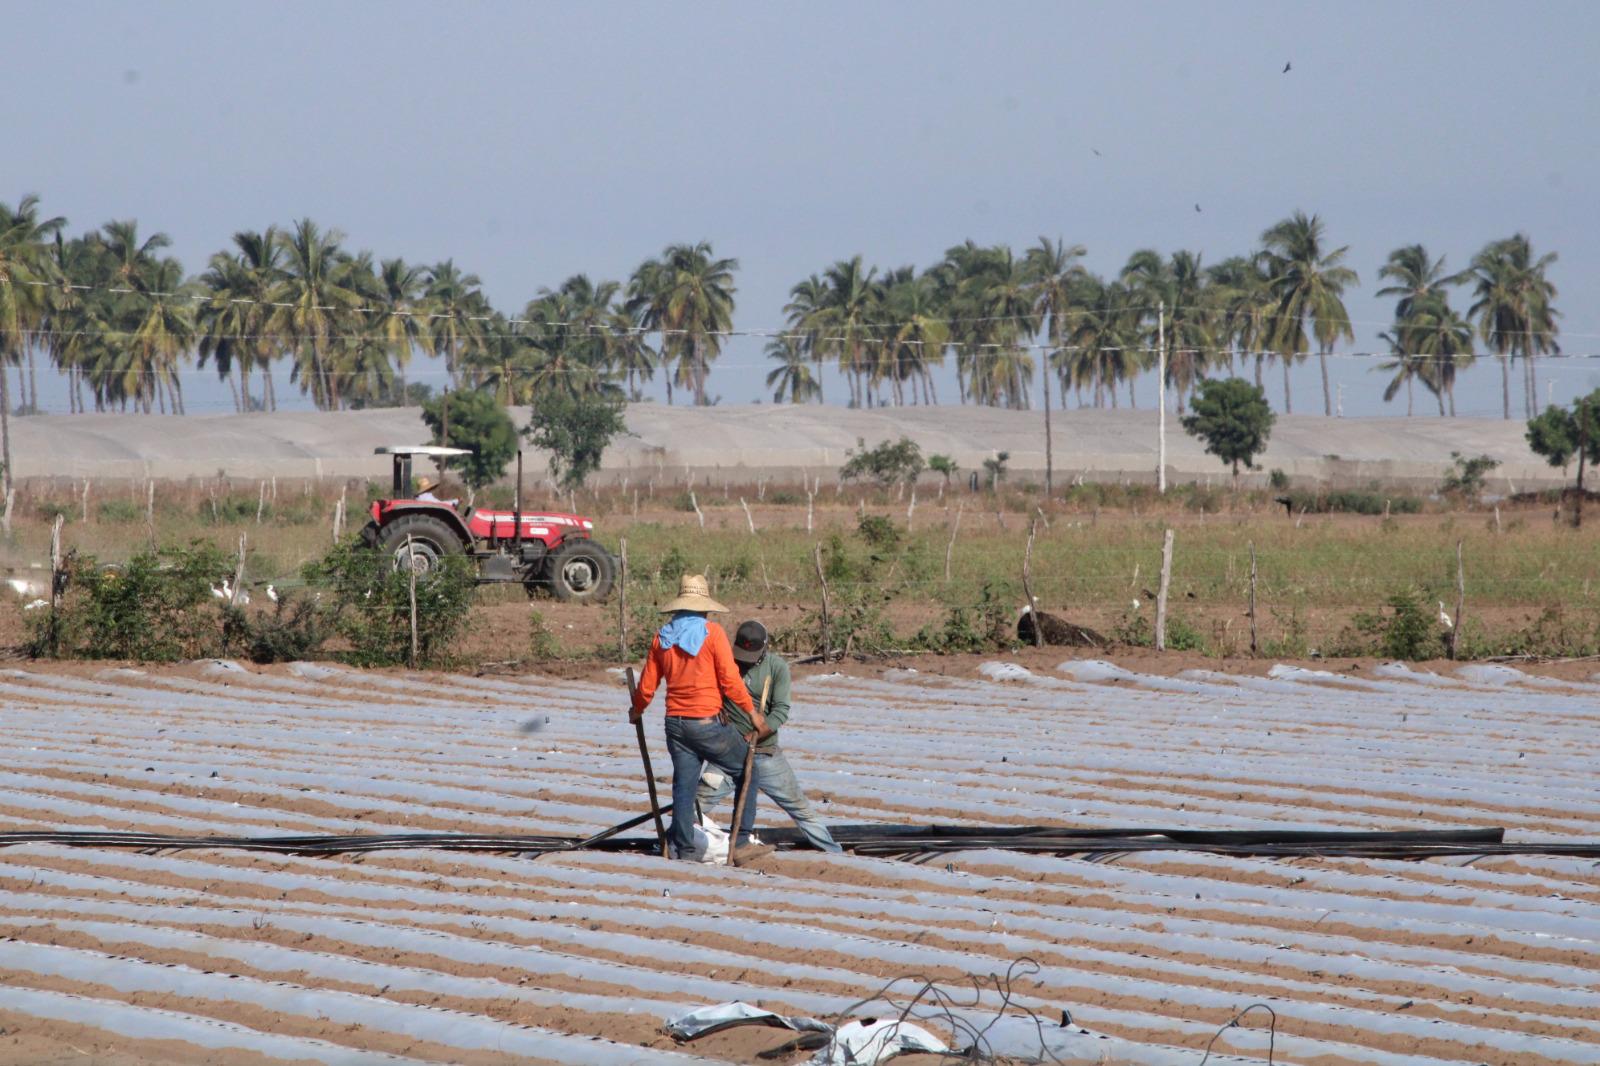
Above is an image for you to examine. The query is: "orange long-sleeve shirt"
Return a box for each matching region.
[631,622,755,718]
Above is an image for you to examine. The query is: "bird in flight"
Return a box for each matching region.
[1194,203,1202,213]
[1282,61,1292,73]
[1091,147,1102,157]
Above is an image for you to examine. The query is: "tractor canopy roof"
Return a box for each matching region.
[374,445,473,457]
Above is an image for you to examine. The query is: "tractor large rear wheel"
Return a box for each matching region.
[547,540,615,604]
[377,514,465,577]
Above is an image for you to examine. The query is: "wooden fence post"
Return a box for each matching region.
[230,533,247,607]
[740,497,756,535]
[689,490,705,530]
[813,543,832,664]
[1,487,12,537]
[1155,528,1175,651]
[1023,519,1042,647]
[49,515,65,657]
[1449,539,1465,660]
[906,486,917,531]
[256,480,267,524]
[617,537,629,661]
[406,534,419,670]
[944,503,964,582]
[1248,540,1259,656]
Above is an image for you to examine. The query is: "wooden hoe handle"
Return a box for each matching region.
[626,667,670,859]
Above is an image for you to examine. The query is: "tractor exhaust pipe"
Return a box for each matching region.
[513,450,523,552]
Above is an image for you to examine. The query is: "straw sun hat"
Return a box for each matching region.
[661,573,729,614]
[415,476,437,494]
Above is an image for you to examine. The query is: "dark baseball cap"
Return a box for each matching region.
[731,619,769,665]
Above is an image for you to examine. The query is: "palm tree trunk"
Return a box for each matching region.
[1406,374,1414,417]
[1282,357,1293,414]
[1500,353,1511,420]
[1042,358,1053,495]
[1319,349,1331,416]
[0,358,12,494]
[1525,330,1537,419]
[26,348,38,413]
[227,368,242,412]
[1254,353,1264,389]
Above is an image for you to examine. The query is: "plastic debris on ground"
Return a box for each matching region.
[665,1001,831,1041]
[810,1018,947,1064]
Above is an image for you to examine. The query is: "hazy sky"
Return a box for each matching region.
[8,1,1599,417]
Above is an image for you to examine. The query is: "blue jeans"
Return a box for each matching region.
[664,716,759,858]
[697,746,841,853]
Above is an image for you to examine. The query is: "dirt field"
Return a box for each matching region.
[2,655,1598,1064]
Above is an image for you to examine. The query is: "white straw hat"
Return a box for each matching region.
[660,573,729,614]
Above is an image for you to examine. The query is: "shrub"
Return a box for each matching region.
[840,437,924,487]
[222,592,330,664]
[30,544,232,661]
[1268,468,1290,491]
[1283,490,1421,515]
[856,514,901,551]
[1441,452,1500,498]
[96,499,143,524]
[1350,589,1440,661]
[303,540,477,667]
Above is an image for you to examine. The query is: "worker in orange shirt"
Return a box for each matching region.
[630,574,772,862]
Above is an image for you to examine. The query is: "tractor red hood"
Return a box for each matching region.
[466,509,594,541]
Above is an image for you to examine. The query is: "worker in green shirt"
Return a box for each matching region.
[697,620,842,853]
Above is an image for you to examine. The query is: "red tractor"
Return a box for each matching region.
[359,446,616,603]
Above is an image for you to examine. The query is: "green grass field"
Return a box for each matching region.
[6,476,1598,661]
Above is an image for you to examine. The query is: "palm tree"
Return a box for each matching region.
[1407,293,1475,416]
[1121,250,1214,414]
[268,219,366,409]
[197,228,287,412]
[1258,212,1358,415]
[1467,235,1559,420]
[765,336,821,403]
[424,259,487,390]
[626,242,736,406]
[1024,237,1087,489]
[1207,255,1272,390]
[1065,276,1141,409]
[0,195,64,486]
[880,271,948,405]
[1377,245,1463,321]
[1374,330,1429,417]
[782,274,830,405]
[373,257,432,405]
[802,256,879,408]
[125,258,196,414]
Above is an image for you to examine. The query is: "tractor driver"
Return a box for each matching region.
[414,477,459,508]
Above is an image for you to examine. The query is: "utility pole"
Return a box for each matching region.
[1337,384,1344,418]
[1157,301,1167,494]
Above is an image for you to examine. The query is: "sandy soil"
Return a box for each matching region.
[1,656,1598,1065]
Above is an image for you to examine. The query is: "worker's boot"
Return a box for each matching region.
[732,841,775,863]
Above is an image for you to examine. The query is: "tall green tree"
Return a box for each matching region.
[0,195,65,486]
[1258,211,1358,415]
[765,335,821,403]
[1467,235,1559,421]
[1180,377,1276,482]
[626,242,736,406]
[268,219,366,409]
[1121,250,1214,414]
[423,259,487,390]
[197,228,286,412]
[1065,276,1142,409]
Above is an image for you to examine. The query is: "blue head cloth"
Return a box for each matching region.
[658,611,709,656]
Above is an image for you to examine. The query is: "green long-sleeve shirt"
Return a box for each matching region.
[722,654,791,753]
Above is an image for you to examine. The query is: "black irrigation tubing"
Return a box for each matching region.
[5,821,1600,861]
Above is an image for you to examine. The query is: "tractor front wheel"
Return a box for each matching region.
[377,514,465,577]
[546,540,615,604]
